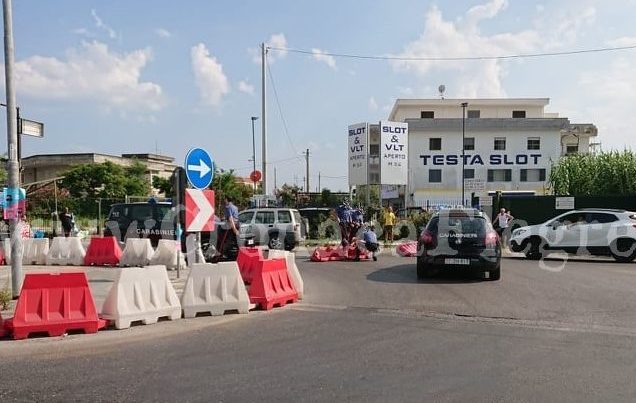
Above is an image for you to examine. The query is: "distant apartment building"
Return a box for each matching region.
[21,153,177,188]
[386,98,598,206]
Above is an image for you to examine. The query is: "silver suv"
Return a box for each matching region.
[238,208,306,250]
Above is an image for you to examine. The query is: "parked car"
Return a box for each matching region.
[417,208,501,281]
[104,201,176,247]
[238,207,306,250]
[509,208,636,262]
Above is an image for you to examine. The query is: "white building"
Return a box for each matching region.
[387,98,598,207]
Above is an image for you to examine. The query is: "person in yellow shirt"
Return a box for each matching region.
[382,206,397,243]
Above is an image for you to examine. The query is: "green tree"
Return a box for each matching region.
[59,161,151,215]
[549,151,636,196]
[211,169,252,212]
[276,183,301,207]
[153,175,173,196]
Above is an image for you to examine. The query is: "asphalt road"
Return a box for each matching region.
[2,254,636,402]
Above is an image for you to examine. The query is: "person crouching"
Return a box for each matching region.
[356,225,379,261]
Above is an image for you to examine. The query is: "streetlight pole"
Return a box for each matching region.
[3,0,21,298]
[261,42,268,195]
[461,102,468,207]
[251,116,259,194]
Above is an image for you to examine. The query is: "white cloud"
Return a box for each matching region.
[238,79,255,95]
[14,41,165,111]
[191,43,230,107]
[72,27,94,37]
[91,9,117,40]
[391,0,595,98]
[578,55,636,149]
[250,33,288,64]
[311,48,337,70]
[155,28,172,39]
[368,96,378,111]
[607,36,636,47]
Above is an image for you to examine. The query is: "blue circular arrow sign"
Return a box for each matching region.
[185,148,214,189]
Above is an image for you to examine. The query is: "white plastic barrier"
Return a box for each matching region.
[23,238,50,265]
[150,239,186,270]
[185,234,206,267]
[45,237,86,266]
[101,265,182,329]
[2,238,49,265]
[181,262,250,318]
[267,250,304,300]
[119,238,154,267]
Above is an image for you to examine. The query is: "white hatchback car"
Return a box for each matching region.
[509,208,636,262]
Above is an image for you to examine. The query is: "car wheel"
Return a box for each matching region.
[416,260,435,280]
[284,242,295,251]
[610,238,636,263]
[268,233,283,250]
[487,266,501,281]
[525,237,545,260]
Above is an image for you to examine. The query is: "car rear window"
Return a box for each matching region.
[277,210,292,224]
[239,211,254,224]
[130,205,153,221]
[255,211,275,224]
[427,215,490,235]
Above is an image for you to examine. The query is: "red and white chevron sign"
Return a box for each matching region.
[185,189,215,232]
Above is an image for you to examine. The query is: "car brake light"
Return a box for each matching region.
[485,231,498,247]
[420,230,434,246]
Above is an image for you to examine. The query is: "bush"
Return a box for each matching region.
[0,282,11,311]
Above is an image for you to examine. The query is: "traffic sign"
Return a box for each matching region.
[185,148,214,189]
[185,189,215,232]
[249,170,262,183]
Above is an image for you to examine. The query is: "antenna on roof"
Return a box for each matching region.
[438,84,446,100]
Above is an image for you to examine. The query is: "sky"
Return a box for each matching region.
[1,0,636,193]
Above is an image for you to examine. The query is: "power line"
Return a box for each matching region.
[266,58,303,163]
[268,44,636,62]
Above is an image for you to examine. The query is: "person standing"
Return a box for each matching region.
[224,196,240,237]
[59,207,74,237]
[382,206,396,243]
[493,208,514,247]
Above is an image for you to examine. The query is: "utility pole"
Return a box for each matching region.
[261,42,268,195]
[461,102,468,207]
[3,0,21,298]
[318,171,321,192]
[303,148,310,194]
[250,116,259,194]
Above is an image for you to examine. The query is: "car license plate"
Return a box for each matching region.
[444,258,470,265]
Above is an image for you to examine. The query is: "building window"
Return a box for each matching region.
[520,169,546,182]
[566,145,579,155]
[421,111,435,118]
[487,169,512,182]
[429,138,442,150]
[527,137,541,150]
[463,137,475,151]
[494,137,506,150]
[429,169,442,183]
[467,110,480,118]
[464,169,475,179]
[512,110,526,118]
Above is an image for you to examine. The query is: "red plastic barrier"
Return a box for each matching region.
[84,236,122,266]
[236,247,264,284]
[0,247,4,265]
[4,272,106,340]
[0,312,6,338]
[310,245,369,262]
[396,241,418,257]
[248,258,298,310]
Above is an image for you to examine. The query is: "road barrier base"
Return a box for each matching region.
[46,237,86,266]
[267,250,304,300]
[84,236,123,266]
[120,238,155,267]
[101,265,181,330]
[181,262,250,318]
[248,258,298,310]
[6,272,105,340]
